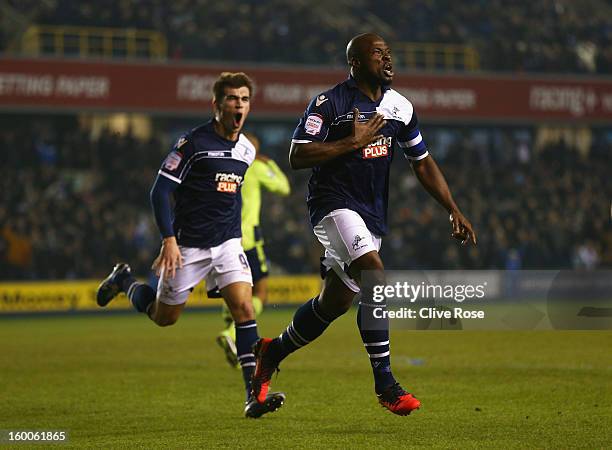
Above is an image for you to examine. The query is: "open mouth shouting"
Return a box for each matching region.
[383,62,394,78]
[232,112,243,129]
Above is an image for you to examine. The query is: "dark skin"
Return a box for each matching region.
[290,33,476,317]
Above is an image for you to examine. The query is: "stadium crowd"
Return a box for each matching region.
[1,119,610,280]
[0,119,165,280]
[3,0,612,74]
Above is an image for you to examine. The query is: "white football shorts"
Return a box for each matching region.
[157,237,252,305]
[313,208,381,293]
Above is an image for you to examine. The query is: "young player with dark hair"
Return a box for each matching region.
[96,72,284,418]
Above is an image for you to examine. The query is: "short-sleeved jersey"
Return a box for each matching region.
[292,77,428,236]
[158,120,256,248]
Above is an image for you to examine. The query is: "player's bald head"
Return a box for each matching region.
[346,33,384,66]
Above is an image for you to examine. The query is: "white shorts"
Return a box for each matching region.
[157,238,252,305]
[313,208,381,293]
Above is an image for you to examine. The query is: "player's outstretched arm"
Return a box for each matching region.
[411,155,477,245]
[289,108,385,169]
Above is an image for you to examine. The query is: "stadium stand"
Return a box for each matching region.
[2,0,612,73]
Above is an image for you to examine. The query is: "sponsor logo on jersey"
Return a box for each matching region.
[215,172,243,193]
[305,114,323,135]
[315,94,328,107]
[346,111,366,121]
[164,151,182,170]
[362,137,392,159]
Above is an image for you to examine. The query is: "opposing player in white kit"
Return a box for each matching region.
[251,34,476,416]
[96,72,284,418]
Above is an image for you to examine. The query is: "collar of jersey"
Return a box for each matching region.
[345,76,390,103]
[197,119,241,144]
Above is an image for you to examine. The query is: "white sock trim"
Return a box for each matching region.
[364,340,390,347]
[126,281,139,298]
[289,321,310,344]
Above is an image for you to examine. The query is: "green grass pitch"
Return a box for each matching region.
[1,309,610,448]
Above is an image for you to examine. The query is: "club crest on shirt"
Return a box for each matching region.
[305,114,323,135]
[164,151,182,170]
[315,95,328,107]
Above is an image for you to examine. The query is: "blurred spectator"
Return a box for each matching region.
[1,218,33,278]
[573,241,600,269]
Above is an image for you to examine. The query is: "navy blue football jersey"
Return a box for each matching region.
[292,77,428,236]
[158,120,255,248]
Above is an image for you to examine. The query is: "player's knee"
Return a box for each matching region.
[229,300,255,323]
[153,314,179,327]
[351,251,384,272]
[318,293,353,319]
[349,252,384,283]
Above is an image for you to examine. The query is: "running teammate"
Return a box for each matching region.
[96,72,284,418]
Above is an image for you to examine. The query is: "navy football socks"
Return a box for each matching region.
[357,303,397,394]
[121,275,156,314]
[271,297,334,362]
[235,320,258,399]
[266,295,397,393]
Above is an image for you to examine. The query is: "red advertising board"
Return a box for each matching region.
[1,58,611,122]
